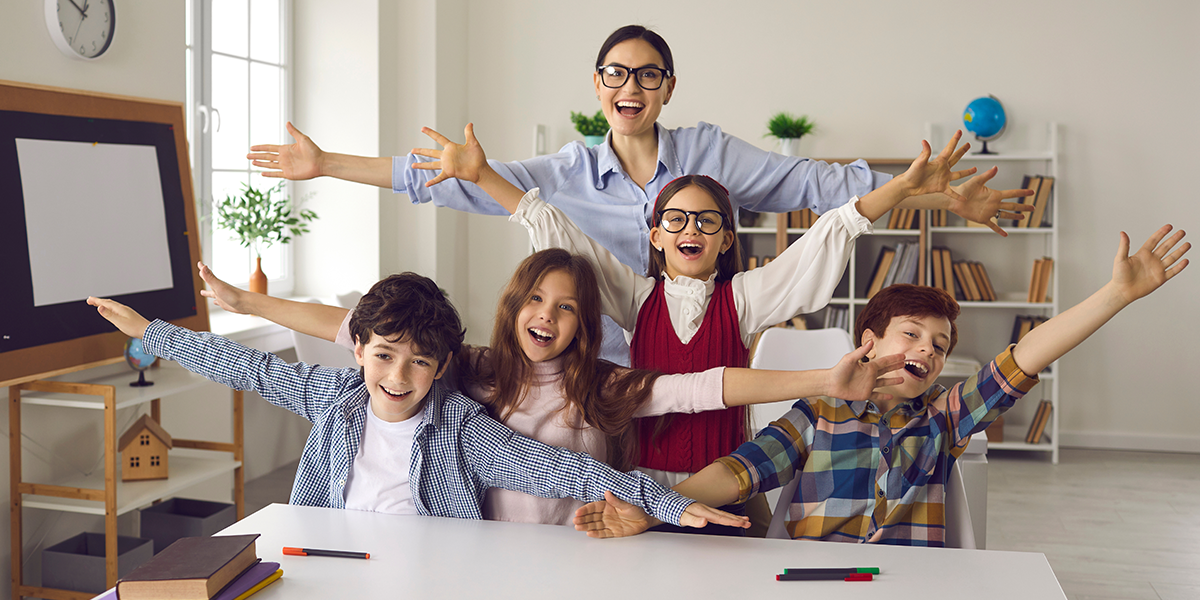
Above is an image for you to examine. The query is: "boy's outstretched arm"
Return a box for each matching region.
[247,122,393,188]
[854,131,975,223]
[721,341,904,406]
[574,462,743,538]
[87,297,150,339]
[411,124,526,214]
[1012,225,1190,375]
[197,262,349,342]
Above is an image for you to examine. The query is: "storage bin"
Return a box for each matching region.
[140,497,237,553]
[41,532,153,594]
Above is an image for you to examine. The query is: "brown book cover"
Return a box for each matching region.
[941,249,956,299]
[117,534,260,600]
[1016,175,1042,228]
[802,208,816,228]
[1029,176,1054,228]
[1036,257,1054,302]
[955,262,981,301]
[973,262,997,301]
[887,208,900,229]
[932,246,944,291]
[1030,400,1053,443]
[1017,318,1034,342]
[746,256,758,270]
[1024,400,1048,444]
[1027,258,1045,303]
[788,210,801,229]
[867,247,896,298]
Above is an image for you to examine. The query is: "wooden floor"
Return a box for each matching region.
[245,448,1200,599]
[988,449,1200,600]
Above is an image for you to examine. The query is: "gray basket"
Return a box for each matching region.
[41,532,153,594]
[140,497,237,553]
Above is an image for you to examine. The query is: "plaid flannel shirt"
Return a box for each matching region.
[717,345,1038,546]
[142,320,692,525]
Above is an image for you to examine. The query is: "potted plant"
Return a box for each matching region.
[570,110,610,147]
[215,182,317,295]
[765,112,815,157]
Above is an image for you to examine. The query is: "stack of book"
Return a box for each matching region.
[1028,257,1054,303]
[953,260,996,301]
[745,255,775,270]
[788,208,818,229]
[1010,315,1049,345]
[886,207,919,230]
[102,534,282,600]
[822,306,850,330]
[864,241,920,298]
[930,247,956,299]
[1025,400,1053,444]
[929,209,948,227]
[1013,175,1054,228]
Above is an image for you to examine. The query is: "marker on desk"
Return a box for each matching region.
[783,567,880,575]
[776,572,873,582]
[283,546,370,559]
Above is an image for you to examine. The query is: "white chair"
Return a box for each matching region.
[750,327,985,548]
[291,298,359,369]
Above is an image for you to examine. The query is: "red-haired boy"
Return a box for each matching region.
[576,225,1189,545]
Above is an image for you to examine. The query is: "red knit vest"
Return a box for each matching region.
[631,280,749,473]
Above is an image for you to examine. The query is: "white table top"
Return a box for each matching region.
[218,503,1065,599]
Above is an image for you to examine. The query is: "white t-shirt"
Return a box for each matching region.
[344,400,423,515]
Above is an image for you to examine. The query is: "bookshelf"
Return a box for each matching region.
[740,123,1061,463]
[9,362,245,598]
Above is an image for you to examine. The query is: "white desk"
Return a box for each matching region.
[217,504,1065,599]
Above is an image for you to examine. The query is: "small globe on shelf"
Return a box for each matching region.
[124,338,156,387]
[962,95,1006,155]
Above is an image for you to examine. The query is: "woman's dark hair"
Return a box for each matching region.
[596,25,675,75]
[647,175,743,282]
[459,249,664,471]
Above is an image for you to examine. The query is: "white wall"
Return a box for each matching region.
[446,0,1198,451]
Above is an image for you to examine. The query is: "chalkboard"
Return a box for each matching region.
[0,81,208,387]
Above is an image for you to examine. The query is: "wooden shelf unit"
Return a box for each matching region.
[10,363,245,600]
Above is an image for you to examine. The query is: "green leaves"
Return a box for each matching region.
[215,182,318,258]
[766,112,815,139]
[570,110,610,137]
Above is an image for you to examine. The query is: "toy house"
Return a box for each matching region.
[118,414,173,481]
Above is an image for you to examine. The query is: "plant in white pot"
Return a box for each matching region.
[765,112,815,157]
[215,182,317,295]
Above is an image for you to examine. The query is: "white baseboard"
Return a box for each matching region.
[1058,431,1200,454]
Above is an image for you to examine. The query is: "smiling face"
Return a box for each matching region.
[355,333,449,423]
[594,38,675,142]
[649,185,735,281]
[515,269,581,363]
[862,314,952,404]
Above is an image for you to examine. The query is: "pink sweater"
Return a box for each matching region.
[336,315,724,525]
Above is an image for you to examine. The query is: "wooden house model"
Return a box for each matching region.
[118,414,173,481]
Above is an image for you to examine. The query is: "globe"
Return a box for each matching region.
[962,95,1006,154]
[124,338,156,387]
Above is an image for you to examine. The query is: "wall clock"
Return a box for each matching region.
[44,0,116,60]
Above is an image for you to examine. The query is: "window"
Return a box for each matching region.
[186,0,292,293]
[139,434,149,446]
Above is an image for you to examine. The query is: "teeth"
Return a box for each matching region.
[381,386,408,397]
[904,360,929,377]
[617,100,643,108]
[529,328,554,342]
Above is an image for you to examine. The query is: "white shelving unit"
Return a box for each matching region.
[10,362,245,599]
[740,123,1061,463]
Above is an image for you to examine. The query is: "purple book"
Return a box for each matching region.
[93,561,280,600]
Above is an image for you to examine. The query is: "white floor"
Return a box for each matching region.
[244,448,1200,600]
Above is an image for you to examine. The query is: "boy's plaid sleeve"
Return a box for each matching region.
[943,344,1039,449]
[716,404,813,504]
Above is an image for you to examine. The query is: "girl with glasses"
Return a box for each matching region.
[245,24,1033,370]
[412,122,979,535]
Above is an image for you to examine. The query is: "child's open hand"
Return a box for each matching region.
[86,297,150,339]
[573,491,750,538]
[197,262,252,314]
[945,166,1035,237]
[412,123,489,187]
[825,340,904,401]
[1111,225,1190,305]
[897,130,975,202]
[247,122,324,181]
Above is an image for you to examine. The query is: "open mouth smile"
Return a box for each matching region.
[677,241,704,258]
[616,100,644,117]
[903,360,930,381]
[527,327,556,347]
[380,385,412,400]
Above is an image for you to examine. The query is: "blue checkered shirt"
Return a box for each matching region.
[142,320,692,525]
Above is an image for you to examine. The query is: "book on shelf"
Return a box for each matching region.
[970,261,997,301]
[1028,257,1054,303]
[930,209,948,227]
[822,306,849,331]
[762,255,775,266]
[1026,175,1054,228]
[789,208,817,228]
[953,261,981,301]
[1013,175,1042,228]
[746,256,758,270]
[932,246,944,291]
[1025,400,1053,444]
[1010,315,1049,345]
[886,208,918,230]
[116,534,261,600]
[937,248,956,299]
[866,246,896,298]
[891,241,920,287]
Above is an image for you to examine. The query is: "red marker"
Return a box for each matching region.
[283,546,369,559]
[776,572,873,581]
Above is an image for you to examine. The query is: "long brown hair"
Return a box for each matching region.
[461,249,664,470]
[647,175,744,281]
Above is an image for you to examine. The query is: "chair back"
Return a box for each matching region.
[291,298,359,369]
[748,327,855,432]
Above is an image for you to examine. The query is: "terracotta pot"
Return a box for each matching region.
[249,256,268,295]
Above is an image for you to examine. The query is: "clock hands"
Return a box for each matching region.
[66,0,86,16]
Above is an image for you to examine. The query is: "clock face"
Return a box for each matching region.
[45,0,116,60]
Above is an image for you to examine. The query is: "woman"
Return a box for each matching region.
[247,25,1029,366]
